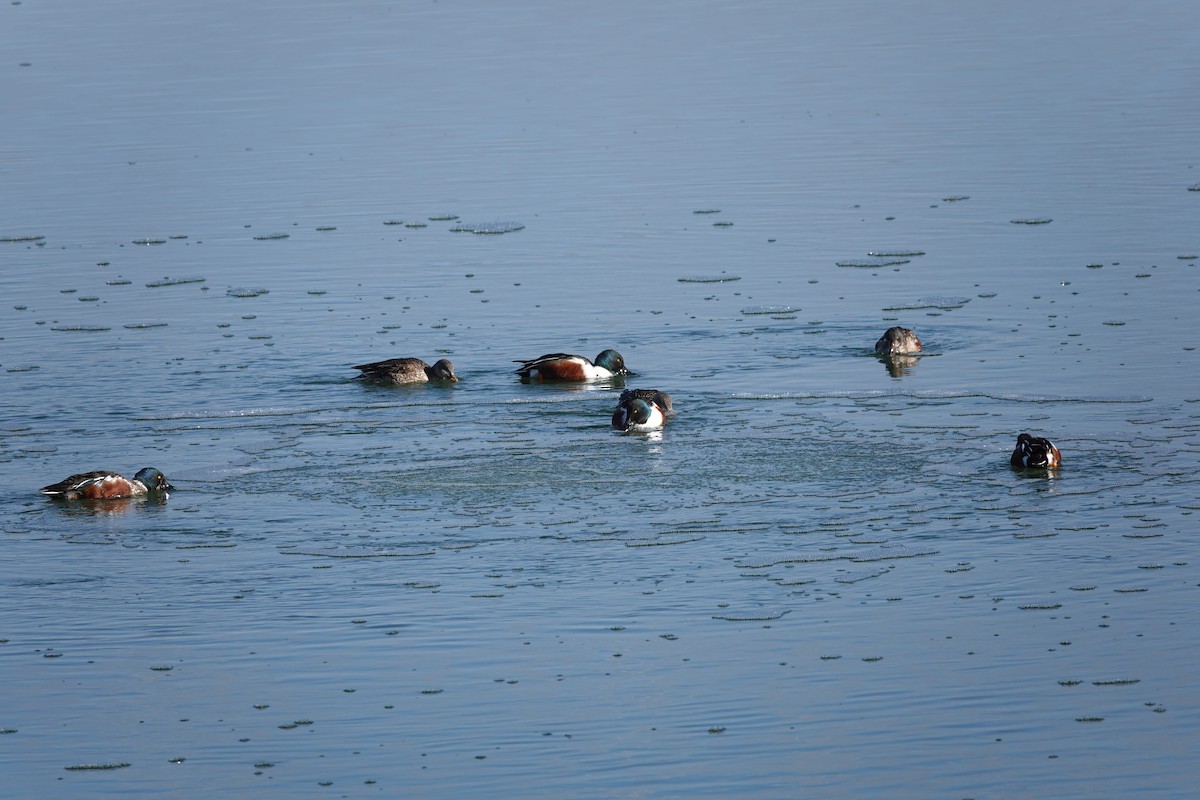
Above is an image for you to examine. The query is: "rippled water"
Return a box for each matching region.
[3,1,1199,797]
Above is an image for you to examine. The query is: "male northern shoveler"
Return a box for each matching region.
[874,326,923,356]
[514,350,630,381]
[353,357,458,384]
[612,389,672,432]
[41,468,173,500]
[1010,433,1062,469]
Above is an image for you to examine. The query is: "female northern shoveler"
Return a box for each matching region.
[874,326,923,356]
[41,468,173,500]
[514,350,630,381]
[1010,433,1062,469]
[612,389,672,432]
[352,357,458,384]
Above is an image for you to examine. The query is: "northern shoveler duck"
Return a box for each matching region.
[352,357,458,384]
[612,389,672,432]
[1010,433,1062,469]
[875,326,923,356]
[514,349,630,381]
[41,468,173,500]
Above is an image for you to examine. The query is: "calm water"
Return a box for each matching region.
[3,1,1199,797]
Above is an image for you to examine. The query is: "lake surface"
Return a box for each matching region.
[2,1,1198,797]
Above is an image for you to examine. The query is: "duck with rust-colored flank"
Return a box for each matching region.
[352,357,458,385]
[874,326,923,356]
[514,349,630,381]
[1010,433,1062,469]
[41,468,173,500]
[611,389,672,432]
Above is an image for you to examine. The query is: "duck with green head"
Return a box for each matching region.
[611,389,672,432]
[41,468,173,500]
[514,349,631,381]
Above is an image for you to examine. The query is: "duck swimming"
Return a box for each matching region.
[514,350,630,381]
[874,327,923,356]
[353,357,458,384]
[611,389,672,432]
[41,468,173,500]
[1010,433,1062,469]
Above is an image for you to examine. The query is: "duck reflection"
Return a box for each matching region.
[48,493,170,517]
[517,378,628,395]
[879,353,920,377]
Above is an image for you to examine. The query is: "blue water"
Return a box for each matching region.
[2,1,1198,797]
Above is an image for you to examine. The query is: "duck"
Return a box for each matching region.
[41,468,173,500]
[352,357,458,384]
[1010,433,1062,469]
[874,326,923,356]
[612,389,672,432]
[514,349,630,381]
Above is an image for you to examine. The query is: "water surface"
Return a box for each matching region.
[2,1,1198,797]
